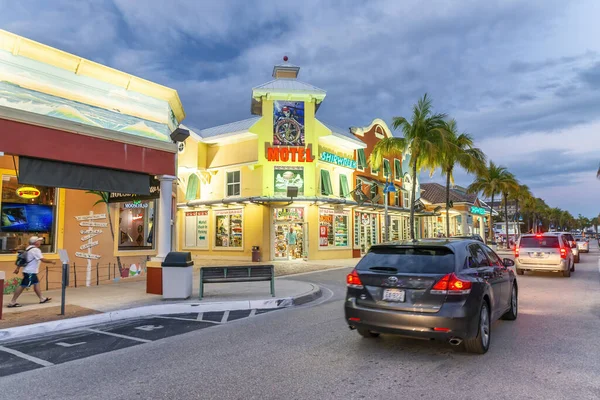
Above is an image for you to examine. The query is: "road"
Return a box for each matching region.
[1,244,599,400]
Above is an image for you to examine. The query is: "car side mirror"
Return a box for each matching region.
[503,258,515,267]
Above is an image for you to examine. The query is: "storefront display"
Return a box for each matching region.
[0,175,57,254]
[184,210,209,249]
[319,208,349,248]
[273,207,305,259]
[118,200,155,250]
[215,209,243,248]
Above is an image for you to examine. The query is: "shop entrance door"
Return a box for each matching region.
[273,222,305,260]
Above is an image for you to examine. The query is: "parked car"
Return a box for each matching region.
[548,232,579,263]
[514,233,574,277]
[345,239,518,354]
[573,236,589,253]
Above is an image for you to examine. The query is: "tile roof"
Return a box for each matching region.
[253,78,326,94]
[193,117,260,139]
[321,122,366,146]
[420,183,477,205]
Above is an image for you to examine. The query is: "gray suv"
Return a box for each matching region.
[515,233,575,277]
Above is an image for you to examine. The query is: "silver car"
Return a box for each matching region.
[548,232,579,263]
[574,236,589,253]
[515,233,574,277]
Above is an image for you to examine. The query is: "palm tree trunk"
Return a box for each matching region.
[489,193,495,243]
[445,172,451,237]
[410,158,417,240]
[515,199,520,238]
[504,192,509,249]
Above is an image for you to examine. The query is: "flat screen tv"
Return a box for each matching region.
[0,203,54,233]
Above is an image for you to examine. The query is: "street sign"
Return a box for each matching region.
[80,233,101,241]
[80,241,99,250]
[75,252,101,260]
[79,221,108,227]
[58,249,69,264]
[80,229,103,235]
[75,214,107,221]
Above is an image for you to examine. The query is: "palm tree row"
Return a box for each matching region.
[369,93,591,242]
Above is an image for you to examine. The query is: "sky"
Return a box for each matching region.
[2,0,600,217]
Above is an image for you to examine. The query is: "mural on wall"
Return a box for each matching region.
[274,166,304,196]
[273,101,305,146]
[0,49,175,142]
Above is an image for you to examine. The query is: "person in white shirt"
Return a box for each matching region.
[7,236,56,308]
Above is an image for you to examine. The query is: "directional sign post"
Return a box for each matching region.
[75,211,106,286]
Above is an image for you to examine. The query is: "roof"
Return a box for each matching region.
[194,117,260,139]
[253,78,326,94]
[321,122,366,146]
[420,183,477,205]
[0,29,185,123]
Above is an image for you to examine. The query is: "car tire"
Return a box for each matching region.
[357,328,380,338]
[571,263,575,272]
[464,302,491,354]
[501,284,518,321]
[563,267,571,277]
[516,268,524,275]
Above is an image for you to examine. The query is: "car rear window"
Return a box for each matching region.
[520,236,560,248]
[356,247,455,274]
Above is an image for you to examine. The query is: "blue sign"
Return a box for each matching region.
[319,151,357,169]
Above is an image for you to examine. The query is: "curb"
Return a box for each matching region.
[0,284,322,343]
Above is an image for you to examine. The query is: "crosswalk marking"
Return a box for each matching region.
[221,311,230,323]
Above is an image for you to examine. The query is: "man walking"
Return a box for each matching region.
[7,236,56,307]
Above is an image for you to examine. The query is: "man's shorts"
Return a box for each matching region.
[21,273,39,287]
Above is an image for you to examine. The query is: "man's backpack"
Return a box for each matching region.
[15,247,32,268]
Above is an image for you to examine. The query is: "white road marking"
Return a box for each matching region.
[56,342,86,348]
[135,325,164,332]
[221,310,230,323]
[85,328,151,343]
[0,345,54,367]
[197,312,204,321]
[154,315,217,324]
[249,309,257,317]
[282,265,354,277]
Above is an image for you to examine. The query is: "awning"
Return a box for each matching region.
[19,156,151,195]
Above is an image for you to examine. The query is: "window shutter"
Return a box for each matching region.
[320,169,333,196]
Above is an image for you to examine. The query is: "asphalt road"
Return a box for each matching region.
[1,244,599,400]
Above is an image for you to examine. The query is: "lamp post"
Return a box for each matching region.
[383,179,396,242]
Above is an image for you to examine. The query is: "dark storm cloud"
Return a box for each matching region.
[579,62,600,89]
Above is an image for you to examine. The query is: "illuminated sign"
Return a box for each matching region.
[470,206,486,215]
[124,200,149,209]
[16,186,41,199]
[319,151,357,169]
[266,143,314,162]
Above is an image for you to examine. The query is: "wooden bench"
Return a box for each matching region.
[199,265,275,299]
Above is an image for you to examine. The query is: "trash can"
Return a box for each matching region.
[161,252,194,300]
[252,246,261,262]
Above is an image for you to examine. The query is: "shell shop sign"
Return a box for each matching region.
[266,143,315,162]
[16,186,41,199]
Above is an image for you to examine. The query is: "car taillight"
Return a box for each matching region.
[515,247,520,258]
[560,247,567,259]
[431,273,472,295]
[346,269,364,289]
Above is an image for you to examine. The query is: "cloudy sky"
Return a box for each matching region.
[2,0,600,217]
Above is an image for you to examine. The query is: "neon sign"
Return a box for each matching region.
[470,206,486,215]
[319,151,357,169]
[16,187,41,199]
[266,143,315,162]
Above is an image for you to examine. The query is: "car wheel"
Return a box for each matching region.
[501,284,518,321]
[563,267,571,277]
[571,263,575,272]
[516,268,524,275]
[464,302,491,354]
[357,328,380,338]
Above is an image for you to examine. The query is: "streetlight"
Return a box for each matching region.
[383,179,396,242]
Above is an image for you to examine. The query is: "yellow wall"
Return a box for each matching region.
[207,139,258,169]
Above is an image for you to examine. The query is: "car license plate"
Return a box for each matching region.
[382,289,405,302]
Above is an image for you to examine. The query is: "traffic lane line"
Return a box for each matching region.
[97,317,215,342]
[3,330,142,366]
[0,349,44,377]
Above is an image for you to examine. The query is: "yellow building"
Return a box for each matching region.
[176,61,368,261]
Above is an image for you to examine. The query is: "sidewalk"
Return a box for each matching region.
[2,257,356,331]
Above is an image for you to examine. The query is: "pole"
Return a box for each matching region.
[384,190,389,242]
[61,262,69,316]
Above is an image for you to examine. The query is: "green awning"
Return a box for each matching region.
[357,149,367,170]
[383,159,391,178]
[320,169,333,195]
[340,174,350,197]
[394,159,402,180]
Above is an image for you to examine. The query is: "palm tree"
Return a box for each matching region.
[499,173,519,247]
[511,184,532,236]
[437,119,486,237]
[371,93,449,240]
[87,191,123,274]
[468,161,515,243]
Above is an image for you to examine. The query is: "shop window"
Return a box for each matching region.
[356,149,367,171]
[118,200,156,251]
[320,169,333,196]
[371,163,380,176]
[226,171,241,197]
[184,210,209,249]
[394,193,401,207]
[319,208,349,248]
[403,176,411,208]
[339,175,350,198]
[215,209,243,248]
[394,159,402,181]
[383,159,391,179]
[185,174,199,201]
[0,175,57,254]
